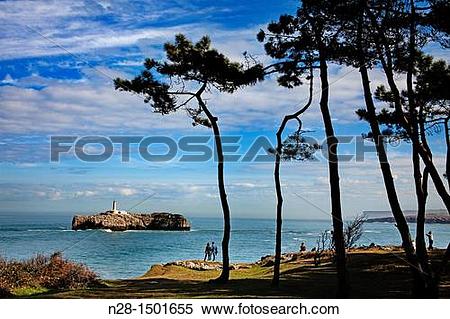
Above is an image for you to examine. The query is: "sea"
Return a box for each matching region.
[0,214,449,279]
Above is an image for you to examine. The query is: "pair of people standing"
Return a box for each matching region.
[204,242,218,261]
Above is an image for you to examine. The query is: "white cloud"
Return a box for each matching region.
[75,190,98,197]
[117,187,138,196]
[1,74,16,84]
[0,62,393,135]
[0,73,193,134]
[14,162,38,168]
[0,0,236,60]
[0,149,448,218]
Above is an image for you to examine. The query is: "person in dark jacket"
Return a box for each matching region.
[211,242,218,261]
[204,242,211,261]
[426,231,434,250]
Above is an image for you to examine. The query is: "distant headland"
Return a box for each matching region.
[72,201,191,231]
[365,209,450,224]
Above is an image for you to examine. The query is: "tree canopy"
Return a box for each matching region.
[114,34,264,121]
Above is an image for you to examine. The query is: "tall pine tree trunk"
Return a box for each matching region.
[417,112,439,297]
[358,64,430,296]
[445,119,450,190]
[197,96,231,283]
[318,52,348,298]
[406,0,429,275]
[414,158,429,272]
[272,122,284,287]
[272,74,313,287]
[406,3,433,292]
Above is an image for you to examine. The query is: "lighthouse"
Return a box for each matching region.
[110,200,129,215]
[112,200,118,213]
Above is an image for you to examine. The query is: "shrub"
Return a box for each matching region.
[0,252,98,296]
[0,264,13,297]
[41,252,98,290]
[344,214,367,249]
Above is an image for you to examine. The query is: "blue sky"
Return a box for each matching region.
[0,0,449,219]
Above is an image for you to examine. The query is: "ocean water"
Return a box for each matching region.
[0,214,448,279]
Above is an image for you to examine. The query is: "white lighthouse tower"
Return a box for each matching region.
[112,200,118,213]
[110,200,129,215]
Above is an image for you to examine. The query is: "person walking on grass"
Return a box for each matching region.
[211,242,218,261]
[426,231,434,250]
[204,242,211,261]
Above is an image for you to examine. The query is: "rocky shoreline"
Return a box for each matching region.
[72,212,191,231]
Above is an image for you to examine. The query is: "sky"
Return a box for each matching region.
[0,0,449,220]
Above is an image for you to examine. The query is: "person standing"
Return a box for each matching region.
[300,242,307,253]
[211,242,218,261]
[204,242,211,261]
[426,231,434,250]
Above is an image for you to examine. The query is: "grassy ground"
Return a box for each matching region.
[23,247,450,298]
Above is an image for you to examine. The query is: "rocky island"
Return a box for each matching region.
[72,201,190,231]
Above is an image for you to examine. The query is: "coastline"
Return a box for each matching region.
[367,214,450,224]
[2,216,450,279]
